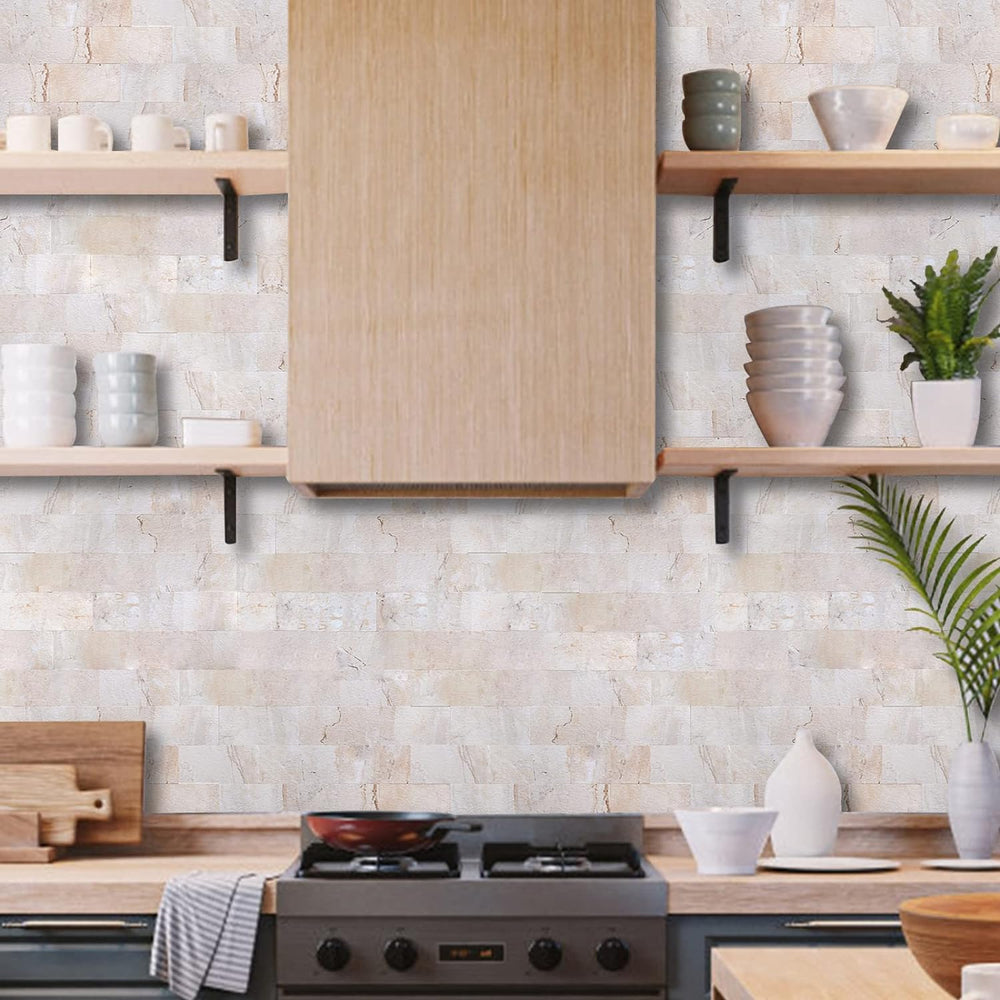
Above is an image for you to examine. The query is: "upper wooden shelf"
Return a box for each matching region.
[0,446,287,478]
[657,446,1000,478]
[0,151,288,196]
[656,150,1000,197]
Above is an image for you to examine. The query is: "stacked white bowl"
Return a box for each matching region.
[96,352,158,446]
[1,344,77,447]
[744,305,845,447]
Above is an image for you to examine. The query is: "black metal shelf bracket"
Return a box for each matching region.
[216,469,237,544]
[713,177,738,263]
[215,177,239,261]
[714,468,737,544]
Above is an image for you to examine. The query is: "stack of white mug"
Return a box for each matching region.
[96,353,158,447]
[1,345,77,447]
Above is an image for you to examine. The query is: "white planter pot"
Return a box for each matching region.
[947,741,1000,859]
[764,728,842,857]
[911,378,981,446]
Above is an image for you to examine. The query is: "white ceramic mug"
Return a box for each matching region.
[936,114,1000,150]
[129,114,190,152]
[205,113,249,151]
[0,114,51,151]
[963,963,1000,999]
[57,114,113,152]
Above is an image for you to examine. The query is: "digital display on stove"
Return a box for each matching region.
[438,943,505,962]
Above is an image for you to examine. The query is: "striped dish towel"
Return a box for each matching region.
[150,871,265,1000]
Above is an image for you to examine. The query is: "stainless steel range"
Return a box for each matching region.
[277,813,667,999]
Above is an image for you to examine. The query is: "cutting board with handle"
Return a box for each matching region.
[0,764,112,845]
[0,723,144,844]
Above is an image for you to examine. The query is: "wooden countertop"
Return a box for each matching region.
[711,946,948,999]
[0,853,295,914]
[651,855,1000,914]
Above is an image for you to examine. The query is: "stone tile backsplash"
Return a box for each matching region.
[0,0,993,813]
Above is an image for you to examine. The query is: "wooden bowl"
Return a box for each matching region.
[900,893,1000,997]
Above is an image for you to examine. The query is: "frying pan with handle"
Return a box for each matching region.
[305,811,483,855]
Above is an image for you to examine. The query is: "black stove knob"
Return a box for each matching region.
[596,937,630,971]
[316,937,351,972]
[384,937,418,971]
[528,937,562,971]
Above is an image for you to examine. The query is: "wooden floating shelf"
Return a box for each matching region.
[0,150,288,196]
[656,150,1000,197]
[0,446,288,478]
[657,446,1000,478]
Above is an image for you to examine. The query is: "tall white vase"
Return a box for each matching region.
[764,729,842,857]
[948,741,1000,860]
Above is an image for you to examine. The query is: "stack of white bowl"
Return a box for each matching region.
[1,344,77,447]
[744,306,845,447]
[96,352,158,447]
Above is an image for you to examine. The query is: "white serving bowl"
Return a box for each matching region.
[99,412,158,447]
[747,388,844,446]
[3,390,76,419]
[1,344,76,369]
[808,86,908,151]
[98,391,158,415]
[182,417,262,447]
[96,371,157,394]
[744,358,844,377]
[94,352,156,374]
[2,366,77,393]
[936,113,1000,150]
[675,808,778,876]
[746,324,841,343]
[747,339,842,361]
[2,415,77,447]
[744,305,833,328]
[747,372,846,392]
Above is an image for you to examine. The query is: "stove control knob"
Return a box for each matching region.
[316,937,351,972]
[596,937,630,971]
[384,937,418,971]
[528,937,563,971]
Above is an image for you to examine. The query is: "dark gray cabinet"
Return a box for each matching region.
[0,915,275,999]
[667,913,905,999]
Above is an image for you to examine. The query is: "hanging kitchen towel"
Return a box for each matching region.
[150,870,266,1000]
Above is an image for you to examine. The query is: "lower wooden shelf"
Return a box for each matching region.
[0,446,287,478]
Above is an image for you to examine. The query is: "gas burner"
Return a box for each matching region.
[297,839,460,879]
[524,849,591,874]
[482,841,645,879]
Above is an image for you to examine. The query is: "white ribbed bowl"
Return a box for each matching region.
[747,388,844,446]
[96,372,157,395]
[98,391,158,415]
[746,324,841,343]
[1,344,76,369]
[3,390,76,419]
[747,372,846,392]
[94,352,156,374]
[747,340,842,362]
[745,305,832,329]
[98,412,158,447]
[744,359,844,377]
[2,415,77,447]
[2,366,77,393]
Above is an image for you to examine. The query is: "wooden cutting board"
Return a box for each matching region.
[0,765,112,845]
[0,723,144,844]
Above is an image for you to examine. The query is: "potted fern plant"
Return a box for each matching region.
[838,476,1000,858]
[882,247,1000,446]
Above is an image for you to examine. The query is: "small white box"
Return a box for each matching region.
[181,417,262,448]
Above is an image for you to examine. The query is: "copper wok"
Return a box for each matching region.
[305,811,482,855]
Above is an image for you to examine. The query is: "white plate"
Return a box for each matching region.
[760,857,900,873]
[921,858,1000,871]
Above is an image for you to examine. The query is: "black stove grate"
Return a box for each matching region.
[297,840,460,879]
[481,841,645,879]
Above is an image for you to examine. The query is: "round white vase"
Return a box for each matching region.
[911,378,981,446]
[764,728,842,857]
[947,741,1000,860]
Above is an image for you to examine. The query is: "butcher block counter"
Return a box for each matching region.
[710,946,948,999]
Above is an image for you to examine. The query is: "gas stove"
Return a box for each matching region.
[277,813,667,998]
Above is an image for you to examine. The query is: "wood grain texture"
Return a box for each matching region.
[288,0,655,493]
[0,811,41,848]
[0,765,111,846]
[0,723,144,845]
[0,151,287,196]
[657,150,1000,196]
[711,947,948,1000]
[0,846,58,863]
[0,446,287,477]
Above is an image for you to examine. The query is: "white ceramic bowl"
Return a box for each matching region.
[744,305,833,328]
[181,417,262,447]
[936,114,1000,150]
[747,340,842,361]
[94,352,156,374]
[3,390,76,418]
[747,372,846,392]
[1,366,77,393]
[808,86,908,151]
[1,344,76,369]
[98,412,158,447]
[96,371,157,394]
[675,808,778,876]
[2,415,77,447]
[746,324,841,343]
[747,388,844,446]
[98,391,158,415]
[744,359,844,377]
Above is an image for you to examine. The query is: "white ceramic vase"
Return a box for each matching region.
[911,378,981,447]
[948,741,1000,860]
[764,729,842,857]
